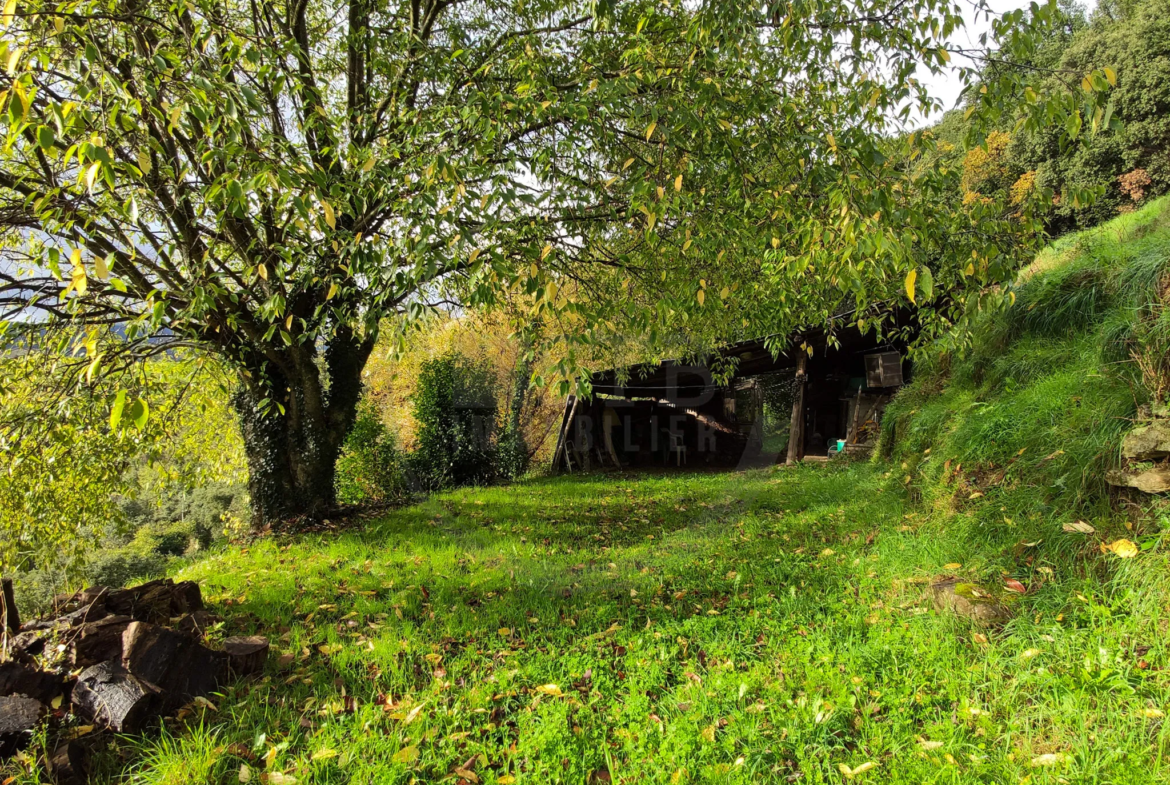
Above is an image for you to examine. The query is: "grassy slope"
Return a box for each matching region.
[7,203,1170,784]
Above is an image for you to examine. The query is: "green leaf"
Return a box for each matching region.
[109,389,127,430]
[36,125,54,150]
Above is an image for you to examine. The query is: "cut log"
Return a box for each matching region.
[0,661,66,704]
[45,740,91,785]
[170,581,204,615]
[930,578,1011,625]
[52,587,109,618]
[2,577,19,634]
[106,580,176,624]
[0,695,45,758]
[72,660,159,733]
[121,622,227,711]
[176,610,219,638]
[69,615,134,669]
[223,636,270,677]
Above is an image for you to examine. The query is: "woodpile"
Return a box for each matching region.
[0,578,268,778]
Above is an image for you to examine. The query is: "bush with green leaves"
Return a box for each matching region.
[409,353,498,491]
[335,405,407,505]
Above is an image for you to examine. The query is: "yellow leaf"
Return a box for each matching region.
[267,774,298,785]
[838,762,877,779]
[939,49,950,63]
[535,683,563,697]
[53,15,63,34]
[622,157,634,170]
[84,162,100,191]
[700,725,716,742]
[392,745,419,764]
[327,282,339,300]
[1107,539,1138,558]
[1082,75,1093,92]
[674,174,683,191]
[541,244,553,260]
[94,254,109,280]
[1031,753,1062,767]
[361,157,375,173]
[963,262,975,276]
[257,264,268,281]
[545,280,557,301]
[312,749,339,761]
[2,0,17,28]
[904,269,917,304]
[645,121,656,141]
[497,628,512,637]
[656,185,664,200]
[285,314,293,330]
[51,694,63,709]
[469,248,480,263]
[1143,708,1165,719]
[498,777,516,785]
[322,200,336,230]
[1021,648,1041,659]
[696,289,705,306]
[943,562,961,570]
[918,739,943,751]
[720,287,729,300]
[1104,67,1117,87]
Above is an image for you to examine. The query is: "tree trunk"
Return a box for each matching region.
[232,328,375,527]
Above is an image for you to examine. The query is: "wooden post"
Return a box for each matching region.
[2,577,20,634]
[550,395,579,473]
[786,353,807,465]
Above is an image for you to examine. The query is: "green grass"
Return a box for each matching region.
[4,463,1167,784]
[6,199,1170,785]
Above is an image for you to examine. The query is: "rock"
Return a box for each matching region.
[930,578,1011,625]
[69,615,135,669]
[223,636,269,677]
[1121,420,1170,461]
[45,740,91,785]
[0,695,45,757]
[1107,466,1170,494]
[72,660,159,733]
[176,610,219,638]
[0,661,66,704]
[6,628,47,658]
[121,622,227,711]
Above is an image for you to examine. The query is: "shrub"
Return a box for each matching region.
[336,404,406,504]
[408,352,498,490]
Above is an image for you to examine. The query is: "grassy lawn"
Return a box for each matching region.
[40,461,1169,784]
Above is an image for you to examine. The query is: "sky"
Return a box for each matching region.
[909,0,1098,128]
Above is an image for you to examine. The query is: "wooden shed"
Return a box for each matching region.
[551,321,911,473]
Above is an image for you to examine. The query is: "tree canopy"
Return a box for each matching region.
[0,0,1113,529]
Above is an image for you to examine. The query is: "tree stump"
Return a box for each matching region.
[72,660,159,733]
[69,615,134,669]
[0,694,45,757]
[45,740,90,785]
[121,622,226,711]
[223,636,270,677]
[1,577,19,634]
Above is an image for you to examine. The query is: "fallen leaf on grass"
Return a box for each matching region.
[1021,648,1042,659]
[1031,753,1063,767]
[535,683,563,697]
[498,776,516,785]
[1003,579,1027,594]
[238,764,252,783]
[311,749,339,761]
[1143,708,1165,719]
[392,745,419,764]
[61,725,95,740]
[1105,539,1138,558]
[266,774,298,784]
[918,739,944,751]
[1062,520,1094,534]
[838,761,877,778]
[943,563,962,570]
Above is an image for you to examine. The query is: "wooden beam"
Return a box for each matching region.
[2,577,20,635]
[785,353,807,465]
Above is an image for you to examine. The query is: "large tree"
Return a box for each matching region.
[0,0,1108,526]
